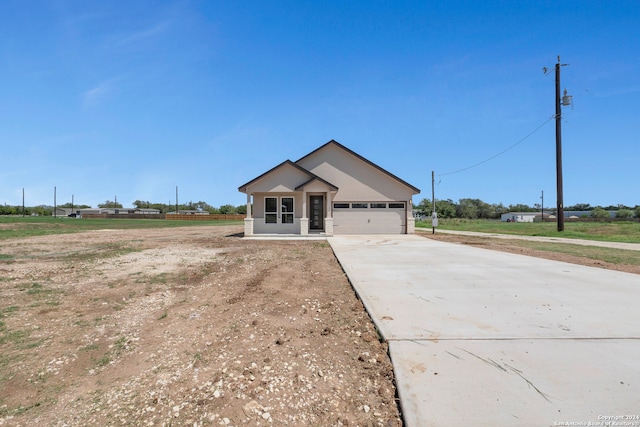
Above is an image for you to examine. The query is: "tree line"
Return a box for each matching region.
[3,198,639,219]
[0,200,247,216]
[414,198,640,220]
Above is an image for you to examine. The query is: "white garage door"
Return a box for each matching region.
[333,202,406,234]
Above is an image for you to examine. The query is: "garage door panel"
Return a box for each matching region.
[334,209,405,234]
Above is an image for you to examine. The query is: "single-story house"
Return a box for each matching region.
[238,139,420,236]
[135,208,161,214]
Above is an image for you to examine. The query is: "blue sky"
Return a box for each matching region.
[1,1,639,209]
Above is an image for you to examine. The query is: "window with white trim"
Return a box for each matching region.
[265,197,277,223]
[264,196,294,224]
[281,197,294,224]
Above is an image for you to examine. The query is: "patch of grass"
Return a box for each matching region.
[59,242,140,263]
[0,399,54,417]
[80,343,99,352]
[505,240,640,266]
[96,355,111,367]
[0,216,242,241]
[0,306,19,317]
[0,328,32,346]
[26,283,44,295]
[20,338,48,350]
[114,336,128,353]
[26,283,62,297]
[0,254,14,260]
[152,273,169,284]
[158,311,168,320]
[418,219,640,243]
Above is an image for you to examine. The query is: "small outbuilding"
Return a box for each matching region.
[238,140,420,236]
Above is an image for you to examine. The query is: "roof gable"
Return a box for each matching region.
[238,160,313,193]
[295,176,338,192]
[295,139,420,194]
[238,160,339,194]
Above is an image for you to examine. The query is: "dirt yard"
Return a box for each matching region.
[2,224,635,427]
[0,225,401,426]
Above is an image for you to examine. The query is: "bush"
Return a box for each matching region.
[591,207,610,219]
[616,209,634,219]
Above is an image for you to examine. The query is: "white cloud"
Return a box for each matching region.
[113,22,170,46]
[82,78,117,106]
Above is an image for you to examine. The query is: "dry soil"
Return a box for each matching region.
[0,225,401,427]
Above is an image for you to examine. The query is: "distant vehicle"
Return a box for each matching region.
[68,213,77,218]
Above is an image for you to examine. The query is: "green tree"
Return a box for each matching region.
[591,207,610,219]
[415,198,432,216]
[236,204,247,215]
[458,199,479,219]
[133,200,151,209]
[615,209,634,219]
[32,205,51,216]
[219,204,237,214]
[567,203,592,211]
[0,205,18,215]
[435,199,457,218]
[98,200,123,208]
[476,200,494,219]
[492,203,508,217]
[59,202,91,209]
[508,203,535,212]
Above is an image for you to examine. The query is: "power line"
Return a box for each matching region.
[438,115,555,177]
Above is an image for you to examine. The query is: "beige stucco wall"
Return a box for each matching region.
[245,164,310,193]
[296,144,414,202]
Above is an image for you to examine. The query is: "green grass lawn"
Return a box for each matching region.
[0,216,242,240]
[416,219,640,243]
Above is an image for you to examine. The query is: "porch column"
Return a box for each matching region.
[406,198,415,234]
[244,193,254,236]
[324,191,334,236]
[300,190,309,235]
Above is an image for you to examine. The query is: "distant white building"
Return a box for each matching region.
[500,212,551,223]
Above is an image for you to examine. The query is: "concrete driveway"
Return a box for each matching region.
[328,234,640,427]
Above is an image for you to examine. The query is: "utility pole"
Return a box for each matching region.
[22,188,25,217]
[541,190,544,223]
[54,186,57,218]
[176,186,179,214]
[555,55,569,232]
[431,171,437,234]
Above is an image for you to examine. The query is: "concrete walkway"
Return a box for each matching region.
[328,234,640,427]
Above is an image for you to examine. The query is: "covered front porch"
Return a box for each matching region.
[242,185,337,237]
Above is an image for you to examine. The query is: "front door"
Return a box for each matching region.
[309,195,324,230]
